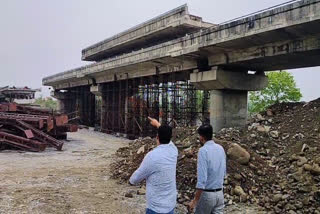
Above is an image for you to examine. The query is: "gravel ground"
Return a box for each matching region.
[0,129,264,214]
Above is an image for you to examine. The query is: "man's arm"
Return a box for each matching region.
[189,150,207,211]
[148,117,160,128]
[129,153,152,185]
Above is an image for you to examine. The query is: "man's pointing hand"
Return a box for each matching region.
[148,117,161,128]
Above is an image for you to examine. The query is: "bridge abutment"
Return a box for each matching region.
[190,67,268,132]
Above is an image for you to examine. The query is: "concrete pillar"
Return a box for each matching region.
[190,66,268,132]
[51,91,75,113]
[210,90,248,132]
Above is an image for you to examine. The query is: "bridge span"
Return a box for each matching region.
[43,0,320,137]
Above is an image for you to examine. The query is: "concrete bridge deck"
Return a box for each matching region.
[43,0,320,90]
[81,4,214,61]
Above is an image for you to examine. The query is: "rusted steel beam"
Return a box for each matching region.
[0,103,17,112]
[51,124,78,133]
[16,105,52,115]
[0,121,35,139]
[0,113,44,129]
[0,112,54,131]
[54,115,68,126]
[16,120,64,151]
[0,131,46,152]
[16,104,68,127]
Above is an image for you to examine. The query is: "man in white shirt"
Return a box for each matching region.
[130,117,178,214]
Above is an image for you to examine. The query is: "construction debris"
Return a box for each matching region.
[0,102,78,152]
[111,98,320,213]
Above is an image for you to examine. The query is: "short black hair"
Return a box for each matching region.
[198,124,213,141]
[158,125,172,144]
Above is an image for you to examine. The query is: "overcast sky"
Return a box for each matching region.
[0,0,319,101]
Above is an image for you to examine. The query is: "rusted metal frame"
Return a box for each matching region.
[16,105,53,116]
[0,131,46,152]
[124,76,129,136]
[161,75,169,125]
[0,113,48,130]
[120,80,127,133]
[202,90,210,123]
[0,121,34,139]
[50,124,78,133]
[127,78,136,139]
[118,81,124,133]
[169,72,178,127]
[112,81,116,133]
[0,103,17,112]
[90,89,96,127]
[133,78,140,138]
[190,83,198,126]
[100,84,106,132]
[16,120,64,151]
[105,83,112,133]
[118,80,123,132]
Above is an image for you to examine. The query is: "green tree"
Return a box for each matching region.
[34,97,58,110]
[249,71,302,113]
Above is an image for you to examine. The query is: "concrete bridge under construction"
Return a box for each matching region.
[43,0,320,138]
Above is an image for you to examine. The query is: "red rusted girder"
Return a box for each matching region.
[0,103,17,112]
[0,112,54,131]
[53,124,78,133]
[16,120,64,151]
[55,115,68,126]
[0,121,35,139]
[0,131,46,152]
[16,104,68,127]
[16,104,51,115]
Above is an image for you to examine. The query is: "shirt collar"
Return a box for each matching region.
[204,140,215,146]
[157,141,173,148]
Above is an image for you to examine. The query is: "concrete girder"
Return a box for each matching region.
[190,67,268,91]
[207,35,320,71]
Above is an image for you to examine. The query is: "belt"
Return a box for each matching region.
[203,188,222,192]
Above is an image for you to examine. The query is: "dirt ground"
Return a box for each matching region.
[0,129,264,214]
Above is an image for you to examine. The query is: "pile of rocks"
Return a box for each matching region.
[111,98,320,213]
[111,127,272,208]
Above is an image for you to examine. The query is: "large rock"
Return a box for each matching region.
[297,157,308,167]
[227,143,250,165]
[257,125,271,133]
[137,145,145,155]
[310,164,320,175]
[234,185,245,196]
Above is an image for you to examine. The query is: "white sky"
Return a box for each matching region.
[0,0,319,101]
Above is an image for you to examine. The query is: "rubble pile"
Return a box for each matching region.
[233,98,320,213]
[111,98,320,213]
[111,127,272,205]
[0,102,78,152]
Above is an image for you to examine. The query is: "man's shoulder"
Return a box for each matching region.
[212,142,226,156]
[169,141,178,153]
[144,150,157,162]
[198,146,207,155]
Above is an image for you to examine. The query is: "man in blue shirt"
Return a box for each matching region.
[189,124,226,214]
[130,117,178,214]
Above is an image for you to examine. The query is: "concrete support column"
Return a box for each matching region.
[190,66,268,132]
[51,91,75,114]
[210,90,248,132]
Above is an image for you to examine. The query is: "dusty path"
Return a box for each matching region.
[0,129,264,214]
